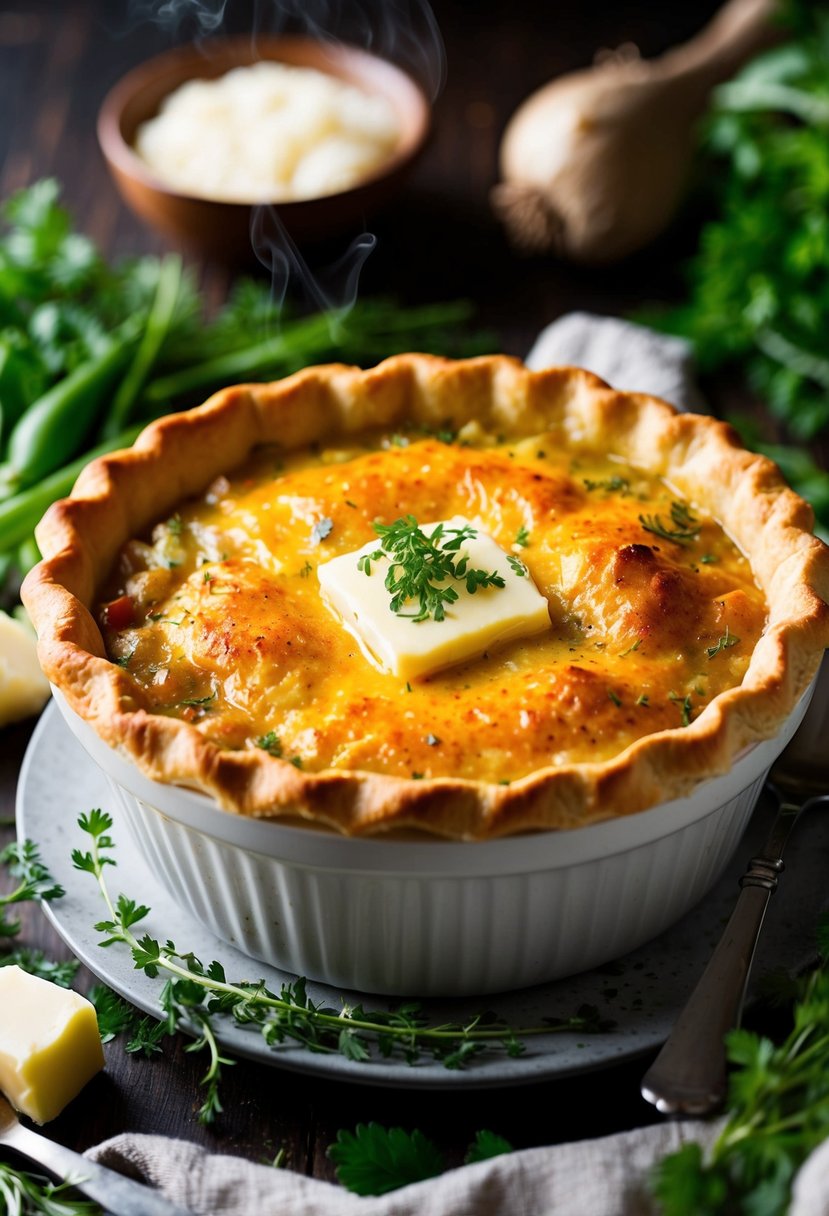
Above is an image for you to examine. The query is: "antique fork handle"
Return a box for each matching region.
[640,791,805,1117]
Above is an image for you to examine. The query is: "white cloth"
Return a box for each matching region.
[88,1121,723,1216]
[525,311,707,413]
[83,315,829,1215]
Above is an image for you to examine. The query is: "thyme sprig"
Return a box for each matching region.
[72,809,607,1121]
[639,501,701,547]
[358,516,505,623]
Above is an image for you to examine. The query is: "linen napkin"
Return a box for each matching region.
[85,314,829,1216]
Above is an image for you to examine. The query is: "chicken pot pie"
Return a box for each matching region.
[23,355,829,839]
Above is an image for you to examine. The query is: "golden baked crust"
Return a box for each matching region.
[22,355,829,838]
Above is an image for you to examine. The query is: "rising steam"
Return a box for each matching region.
[117,0,442,319]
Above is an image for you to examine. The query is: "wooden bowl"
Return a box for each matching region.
[98,36,431,261]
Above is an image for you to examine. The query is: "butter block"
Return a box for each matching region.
[318,518,551,679]
[0,610,50,728]
[0,966,104,1123]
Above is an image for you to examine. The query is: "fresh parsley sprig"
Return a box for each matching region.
[72,809,607,1121]
[327,1122,513,1196]
[359,516,505,623]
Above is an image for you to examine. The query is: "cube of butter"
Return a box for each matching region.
[0,965,104,1123]
[318,517,550,679]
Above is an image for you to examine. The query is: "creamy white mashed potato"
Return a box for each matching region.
[134,61,401,202]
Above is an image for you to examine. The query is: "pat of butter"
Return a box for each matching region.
[318,518,550,679]
[0,966,104,1123]
[0,610,50,728]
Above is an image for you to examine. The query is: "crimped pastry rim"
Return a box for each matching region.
[22,354,829,839]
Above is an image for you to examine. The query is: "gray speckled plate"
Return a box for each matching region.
[17,702,829,1089]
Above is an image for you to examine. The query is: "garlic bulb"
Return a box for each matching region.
[492,0,780,264]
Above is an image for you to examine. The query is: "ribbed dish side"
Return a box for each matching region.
[109,770,768,997]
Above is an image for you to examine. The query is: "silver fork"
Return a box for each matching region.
[640,747,829,1116]
[0,1093,192,1216]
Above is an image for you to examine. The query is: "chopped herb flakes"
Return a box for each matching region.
[669,692,694,727]
[707,626,740,659]
[179,694,215,708]
[583,476,631,495]
[311,517,334,545]
[256,731,282,757]
[608,689,622,707]
[515,526,530,547]
[620,639,642,657]
[289,756,304,769]
[636,694,649,707]
[299,561,314,579]
[507,555,527,577]
[639,501,701,547]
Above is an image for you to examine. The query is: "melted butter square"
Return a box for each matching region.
[318,518,551,679]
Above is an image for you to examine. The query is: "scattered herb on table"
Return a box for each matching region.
[327,1122,514,1196]
[0,838,64,937]
[71,808,609,1123]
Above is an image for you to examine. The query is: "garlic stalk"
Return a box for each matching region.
[492,0,781,264]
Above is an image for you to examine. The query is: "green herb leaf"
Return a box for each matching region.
[514,525,531,547]
[464,1129,514,1165]
[707,625,740,659]
[583,476,631,495]
[639,501,701,547]
[328,1123,445,1196]
[0,839,64,936]
[507,554,528,577]
[256,731,283,757]
[668,691,694,727]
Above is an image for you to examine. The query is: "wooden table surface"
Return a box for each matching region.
[0,0,794,1192]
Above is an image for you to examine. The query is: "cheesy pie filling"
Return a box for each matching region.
[99,430,767,784]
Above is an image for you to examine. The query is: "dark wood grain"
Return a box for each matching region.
[0,0,801,1188]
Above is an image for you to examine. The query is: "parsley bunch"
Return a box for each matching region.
[653,917,829,1215]
[359,516,505,622]
[651,1,829,531]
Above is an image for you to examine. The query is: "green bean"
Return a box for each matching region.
[0,423,142,552]
[142,313,335,405]
[102,254,183,440]
[7,327,137,488]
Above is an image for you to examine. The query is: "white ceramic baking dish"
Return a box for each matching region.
[53,680,815,997]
